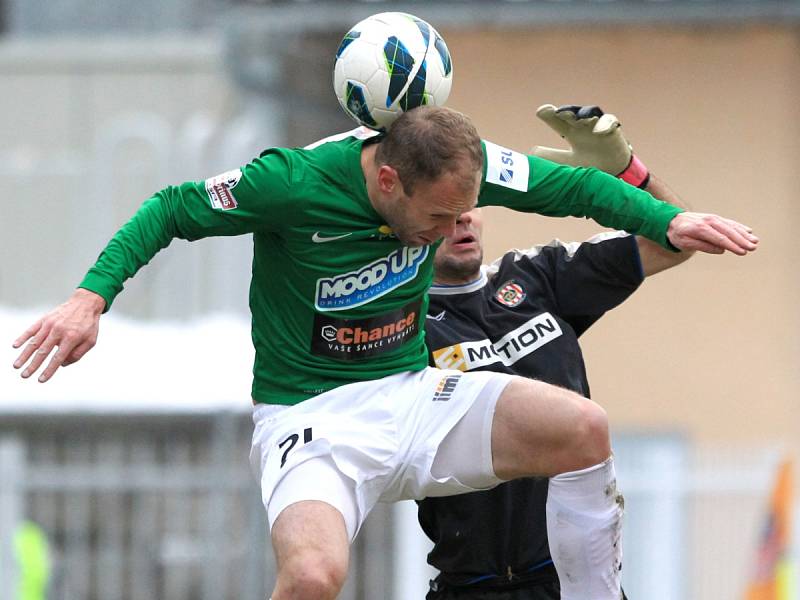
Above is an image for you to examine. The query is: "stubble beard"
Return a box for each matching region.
[433,251,484,284]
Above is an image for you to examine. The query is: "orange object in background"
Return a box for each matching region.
[745,459,796,600]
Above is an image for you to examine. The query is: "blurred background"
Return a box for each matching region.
[0,0,798,598]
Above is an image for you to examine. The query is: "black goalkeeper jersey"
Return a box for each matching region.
[418,232,644,590]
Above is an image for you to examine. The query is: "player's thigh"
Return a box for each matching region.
[267,453,360,542]
[271,499,350,581]
[491,376,610,480]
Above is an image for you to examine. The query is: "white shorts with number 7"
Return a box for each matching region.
[249,366,511,540]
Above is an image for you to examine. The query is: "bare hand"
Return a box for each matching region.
[12,289,105,382]
[667,212,758,255]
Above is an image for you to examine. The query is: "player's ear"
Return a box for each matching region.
[376,165,401,195]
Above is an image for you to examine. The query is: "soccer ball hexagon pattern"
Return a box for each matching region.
[333,12,453,131]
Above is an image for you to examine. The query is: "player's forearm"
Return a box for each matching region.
[637,173,694,276]
[575,168,684,248]
[645,173,690,212]
[481,156,684,250]
[78,189,183,310]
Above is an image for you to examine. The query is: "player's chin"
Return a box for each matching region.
[444,243,480,262]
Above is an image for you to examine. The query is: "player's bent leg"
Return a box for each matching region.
[491,377,623,600]
[270,500,350,600]
[491,376,610,479]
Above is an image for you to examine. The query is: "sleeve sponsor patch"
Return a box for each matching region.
[205,168,242,210]
[483,140,529,192]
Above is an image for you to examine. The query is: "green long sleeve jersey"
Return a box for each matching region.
[79,129,682,405]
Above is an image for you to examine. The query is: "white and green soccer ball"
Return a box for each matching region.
[333,12,453,131]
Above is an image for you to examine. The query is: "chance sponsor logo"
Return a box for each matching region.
[431,312,562,371]
[205,168,242,211]
[311,300,421,361]
[432,374,461,402]
[315,246,429,311]
[483,140,529,193]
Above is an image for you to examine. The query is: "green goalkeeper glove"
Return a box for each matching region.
[531,104,650,188]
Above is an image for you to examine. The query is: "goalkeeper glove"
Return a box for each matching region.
[531,104,650,188]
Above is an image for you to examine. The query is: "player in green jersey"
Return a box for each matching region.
[13,106,757,600]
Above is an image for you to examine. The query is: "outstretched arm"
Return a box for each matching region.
[12,149,295,383]
[528,104,757,259]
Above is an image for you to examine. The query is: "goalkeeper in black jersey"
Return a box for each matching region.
[420,105,692,599]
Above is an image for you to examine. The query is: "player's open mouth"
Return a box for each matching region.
[452,233,476,248]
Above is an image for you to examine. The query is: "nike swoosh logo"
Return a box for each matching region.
[312,232,353,243]
[426,311,447,321]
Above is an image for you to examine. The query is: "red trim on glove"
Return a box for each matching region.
[618,154,650,189]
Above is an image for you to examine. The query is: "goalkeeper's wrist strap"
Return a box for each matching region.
[617,154,650,189]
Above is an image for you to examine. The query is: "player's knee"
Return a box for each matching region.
[280,552,347,600]
[569,401,610,470]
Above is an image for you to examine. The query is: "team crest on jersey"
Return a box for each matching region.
[370,225,397,240]
[495,280,526,308]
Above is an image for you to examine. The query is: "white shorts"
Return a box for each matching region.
[249,367,512,540]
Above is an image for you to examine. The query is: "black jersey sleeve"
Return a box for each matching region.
[504,233,644,336]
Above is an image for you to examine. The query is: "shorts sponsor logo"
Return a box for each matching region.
[205,168,242,210]
[484,140,529,192]
[432,312,562,371]
[432,374,461,402]
[495,280,526,308]
[314,246,429,311]
[311,300,421,360]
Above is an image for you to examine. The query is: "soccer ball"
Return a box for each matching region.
[333,12,453,131]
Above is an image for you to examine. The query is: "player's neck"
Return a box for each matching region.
[432,271,482,286]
